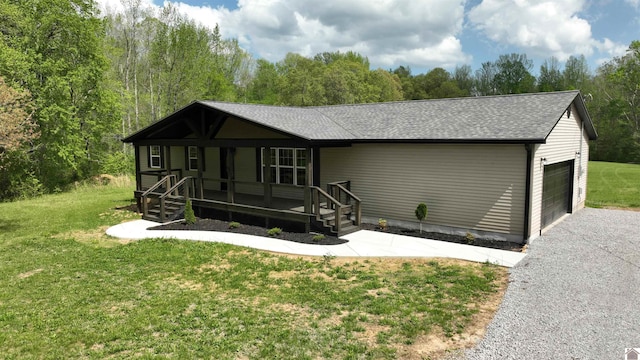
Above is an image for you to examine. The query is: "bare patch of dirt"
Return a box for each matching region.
[17,268,43,279]
[165,274,204,291]
[603,206,640,212]
[56,226,134,247]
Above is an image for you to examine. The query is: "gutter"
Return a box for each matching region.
[523,143,533,243]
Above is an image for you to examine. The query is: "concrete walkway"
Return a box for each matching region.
[106,220,526,267]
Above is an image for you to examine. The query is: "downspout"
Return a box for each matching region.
[523,144,533,244]
[577,119,584,202]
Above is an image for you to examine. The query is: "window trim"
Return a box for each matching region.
[261,147,308,186]
[149,145,162,169]
[187,146,198,171]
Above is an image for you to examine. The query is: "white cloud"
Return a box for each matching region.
[625,0,640,8]
[467,0,600,61]
[96,0,471,70]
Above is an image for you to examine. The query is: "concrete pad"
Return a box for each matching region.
[106,220,527,267]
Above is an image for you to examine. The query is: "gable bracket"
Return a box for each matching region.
[206,112,228,139]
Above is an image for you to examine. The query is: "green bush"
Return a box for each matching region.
[101,151,135,176]
[312,234,325,242]
[415,203,428,233]
[229,221,240,229]
[184,199,196,225]
[267,227,282,236]
[465,231,475,245]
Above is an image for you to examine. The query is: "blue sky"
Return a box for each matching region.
[100,0,639,74]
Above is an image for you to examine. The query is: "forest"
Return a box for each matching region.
[1,0,639,200]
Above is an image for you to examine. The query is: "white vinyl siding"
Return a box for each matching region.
[321,143,527,235]
[530,104,589,236]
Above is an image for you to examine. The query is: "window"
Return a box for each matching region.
[149,145,162,168]
[187,146,198,171]
[261,147,309,185]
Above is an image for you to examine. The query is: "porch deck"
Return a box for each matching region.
[199,190,309,213]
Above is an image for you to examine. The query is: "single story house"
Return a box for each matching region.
[123,90,597,243]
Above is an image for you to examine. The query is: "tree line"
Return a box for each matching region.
[0,0,639,200]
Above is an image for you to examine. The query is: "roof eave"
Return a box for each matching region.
[349,138,545,145]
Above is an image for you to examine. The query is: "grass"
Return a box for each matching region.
[587,161,640,209]
[0,177,507,359]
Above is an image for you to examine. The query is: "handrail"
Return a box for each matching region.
[329,182,361,226]
[161,176,194,199]
[311,186,346,234]
[141,175,176,197]
[158,177,194,221]
[141,175,176,219]
[332,183,361,202]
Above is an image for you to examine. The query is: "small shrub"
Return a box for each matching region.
[184,199,196,225]
[312,234,325,242]
[267,227,282,236]
[465,231,475,245]
[415,203,428,233]
[322,253,336,266]
[378,218,388,230]
[229,221,240,229]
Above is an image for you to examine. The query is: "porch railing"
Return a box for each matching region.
[158,176,195,220]
[328,181,361,226]
[141,175,176,217]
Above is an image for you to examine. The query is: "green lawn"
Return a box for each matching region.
[0,179,505,359]
[587,161,640,208]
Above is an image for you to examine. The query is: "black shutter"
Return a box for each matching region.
[160,146,165,169]
[147,146,151,168]
[256,147,262,182]
[201,147,206,172]
[184,146,190,171]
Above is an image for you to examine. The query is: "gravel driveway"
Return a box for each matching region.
[466,208,640,360]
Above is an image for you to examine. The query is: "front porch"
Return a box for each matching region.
[134,172,361,236]
[126,101,361,235]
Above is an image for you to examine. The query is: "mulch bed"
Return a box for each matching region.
[149,217,523,251]
[361,223,524,252]
[149,218,347,245]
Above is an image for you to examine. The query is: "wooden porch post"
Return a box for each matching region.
[134,145,141,191]
[165,145,172,177]
[304,147,313,233]
[197,146,204,199]
[263,146,272,207]
[226,147,235,203]
[304,147,312,213]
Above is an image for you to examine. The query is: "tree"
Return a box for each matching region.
[247,59,281,104]
[392,65,416,100]
[563,55,591,90]
[0,77,37,158]
[453,65,474,96]
[368,69,403,102]
[473,61,497,96]
[493,53,536,94]
[538,57,564,92]
[277,53,326,106]
[588,42,640,163]
[0,0,121,190]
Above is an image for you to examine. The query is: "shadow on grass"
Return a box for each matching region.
[0,218,21,233]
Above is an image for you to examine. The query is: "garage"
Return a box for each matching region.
[541,160,574,228]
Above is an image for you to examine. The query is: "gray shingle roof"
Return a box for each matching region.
[124,90,596,143]
[199,90,594,142]
[199,101,353,140]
